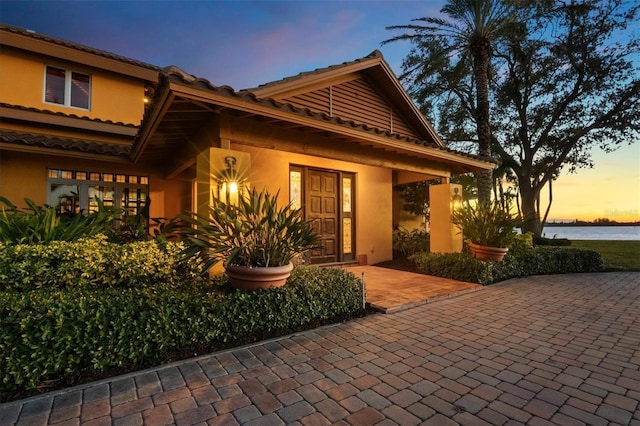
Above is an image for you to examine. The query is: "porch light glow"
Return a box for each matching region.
[217,155,246,205]
[218,181,239,205]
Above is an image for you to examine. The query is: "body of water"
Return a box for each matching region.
[538,226,640,241]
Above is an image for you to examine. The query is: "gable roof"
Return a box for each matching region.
[246,50,444,147]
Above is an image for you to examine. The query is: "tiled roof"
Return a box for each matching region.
[158,66,495,164]
[0,130,131,158]
[0,103,139,128]
[0,23,161,72]
[241,50,384,92]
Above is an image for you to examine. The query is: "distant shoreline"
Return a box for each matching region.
[535,225,639,241]
[545,222,640,227]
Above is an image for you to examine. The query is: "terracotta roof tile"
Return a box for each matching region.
[0,130,131,158]
[0,102,139,128]
[0,24,161,72]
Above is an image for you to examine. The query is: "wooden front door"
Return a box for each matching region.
[307,169,338,264]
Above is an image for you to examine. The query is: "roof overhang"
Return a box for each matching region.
[0,129,131,162]
[0,104,138,137]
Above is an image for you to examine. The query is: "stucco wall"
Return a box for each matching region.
[0,151,47,205]
[0,48,146,125]
[231,145,393,265]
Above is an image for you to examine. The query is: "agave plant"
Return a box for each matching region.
[178,187,320,274]
[452,202,519,248]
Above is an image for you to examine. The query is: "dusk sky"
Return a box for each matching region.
[1,0,638,223]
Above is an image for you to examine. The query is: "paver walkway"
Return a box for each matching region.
[348,266,482,313]
[2,272,639,425]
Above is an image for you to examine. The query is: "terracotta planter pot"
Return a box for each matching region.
[225,262,294,291]
[468,242,509,262]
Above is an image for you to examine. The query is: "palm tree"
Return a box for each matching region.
[384,0,514,204]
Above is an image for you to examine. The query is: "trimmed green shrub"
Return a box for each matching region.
[0,236,202,291]
[533,235,572,246]
[0,266,363,393]
[410,252,495,284]
[506,232,534,257]
[410,247,604,285]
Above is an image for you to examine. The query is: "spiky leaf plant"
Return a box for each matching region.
[178,188,320,274]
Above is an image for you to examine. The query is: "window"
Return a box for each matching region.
[44,66,91,109]
[47,169,148,216]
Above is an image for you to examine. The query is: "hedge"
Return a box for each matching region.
[0,235,203,291]
[410,247,604,285]
[0,265,363,393]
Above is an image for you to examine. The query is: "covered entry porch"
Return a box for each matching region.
[134,54,495,266]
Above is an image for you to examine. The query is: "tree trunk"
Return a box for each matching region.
[472,42,493,204]
[519,182,542,237]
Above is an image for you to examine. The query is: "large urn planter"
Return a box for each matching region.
[225,262,294,291]
[468,243,509,262]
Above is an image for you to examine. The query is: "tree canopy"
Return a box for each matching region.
[385,0,517,204]
[388,0,639,236]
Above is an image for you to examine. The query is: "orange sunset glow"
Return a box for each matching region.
[539,143,640,223]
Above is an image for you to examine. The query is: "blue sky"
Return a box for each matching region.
[1,0,638,222]
[0,1,445,89]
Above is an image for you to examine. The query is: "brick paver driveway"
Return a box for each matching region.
[2,272,639,425]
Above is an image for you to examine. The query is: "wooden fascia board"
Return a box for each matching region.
[169,83,495,172]
[0,106,138,136]
[1,31,158,81]
[0,142,131,163]
[132,88,175,162]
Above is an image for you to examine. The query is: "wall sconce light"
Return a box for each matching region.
[451,187,463,211]
[218,155,246,205]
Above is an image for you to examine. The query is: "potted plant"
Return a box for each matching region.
[179,187,320,290]
[452,202,518,261]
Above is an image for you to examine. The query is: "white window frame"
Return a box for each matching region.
[43,65,92,110]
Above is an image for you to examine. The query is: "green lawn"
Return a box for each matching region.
[570,240,640,271]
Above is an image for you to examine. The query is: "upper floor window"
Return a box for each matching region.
[44,66,91,110]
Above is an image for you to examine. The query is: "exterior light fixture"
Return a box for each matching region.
[218,155,246,205]
[451,186,463,211]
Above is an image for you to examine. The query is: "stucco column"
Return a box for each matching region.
[429,183,463,253]
[196,149,217,221]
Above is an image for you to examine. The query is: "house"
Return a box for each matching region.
[0,23,494,265]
